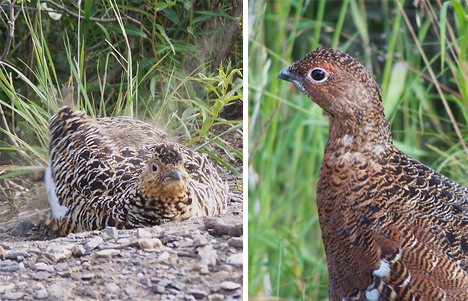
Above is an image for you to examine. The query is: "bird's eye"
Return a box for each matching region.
[309,68,329,83]
[152,163,158,173]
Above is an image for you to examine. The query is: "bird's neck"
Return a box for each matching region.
[326,113,393,158]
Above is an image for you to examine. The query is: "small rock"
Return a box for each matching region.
[84,236,104,250]
[57,271,71,278]
[105,283,120,293]
[73,245,86,257]
[125,286,138,297]
[139,278,152,286]
[137,228,153,239]
[81,273,95,280]
[199,264,210,274]
[5,251,30,260]
[193,235,208,247]
[0,284,15,294]
[96,249,119,258]
[219,264,233,273]
[102,227,118,240]
[35,262,48,270]
[178,238,194,248]
[45,245,73,261]
[31,271,51,280]
[35,288,48,299]
[188,288,208,300]
[10,220,34,237]
[138,238,162,249]
[48,283,75,300]
[170,281,185,291]
[212,271,230,283]
[227,237,243,248]
[0,263,19,272]
[157,251,170,261]
[208,293,225,301]
[0,246,5,260]
[200,251,217,266]
[227,253,243,267]
[1,291,25,300]
[158,279,172,287]
[220,281,241,290]
[151,285,165,294]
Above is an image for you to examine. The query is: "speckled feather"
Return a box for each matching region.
[46,107,228,235]
[278,48,468,301]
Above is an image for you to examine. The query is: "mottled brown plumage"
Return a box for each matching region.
[278,48,468,301]
[45,106,228,235]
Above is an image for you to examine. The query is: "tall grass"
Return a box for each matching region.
[248,0,468,300]
[0,1,242,213]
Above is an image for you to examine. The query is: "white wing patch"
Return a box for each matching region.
[45,163,68,219]
[373,258,390,278]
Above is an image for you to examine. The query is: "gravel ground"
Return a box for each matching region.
[0,200,243,301]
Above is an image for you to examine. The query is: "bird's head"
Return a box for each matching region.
[139,143,189,199]
[278,48,386,134]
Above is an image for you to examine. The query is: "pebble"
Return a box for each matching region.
[10,220,34,237]
[208,294,225,301]
[138,238,162,249]
[48,283,75,300]
[125,286,138,297]
[193,235,208,247]
[178,238,194,248]
[81,273,95,280]
[73,245,86,257]
[1,291,25,300]
[96,249,120,258]
[0,284,15,294]
[152,285,166,294]
[226,253,243,267]
[0,262,19,272]
[220,281,241,290]
[219,264,233,273]
[102,227,118,240]
[35,288,48,299]
[227,237,243,248]
[31,271,51,280]
[137,228,153,238]
[188,288,208,300]
[212,271,229,283]
[0,246,5,260]
[105,283,120,293]
[84,236,104,251]
[158,251,170,261]
[170,281,185,291]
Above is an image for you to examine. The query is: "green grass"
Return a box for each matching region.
[248,0,468,300]
[0,1,242,203]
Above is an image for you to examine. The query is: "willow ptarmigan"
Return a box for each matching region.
[44,106,228,235]
[278,48,468,301]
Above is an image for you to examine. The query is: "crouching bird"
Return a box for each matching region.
[45,106,228,235]
[278,48,468,301]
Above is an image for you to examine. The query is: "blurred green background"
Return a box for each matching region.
[248,0,468,300]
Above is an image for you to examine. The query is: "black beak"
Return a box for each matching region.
[277,67,299,83]
[167,170,182,181]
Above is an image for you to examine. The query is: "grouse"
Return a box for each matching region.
[45,106,228,235]
[278,48,468,300]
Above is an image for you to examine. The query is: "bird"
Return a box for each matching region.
[45,106,228,235]
[277,48,468,301]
